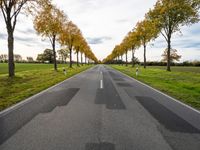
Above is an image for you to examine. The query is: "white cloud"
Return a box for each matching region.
[0,0,199,61]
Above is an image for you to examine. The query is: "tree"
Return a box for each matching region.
[34,4,66,71]
[74,33,83,67]
[128,31,141,67]
[124,45,129,66]
[147,0,200,71]
[83,44,97,65]
[59,21,81,68]
[85,53,87,64]
[0,54,8,62]
[36,49,54,63]
[75,47,80,66]
[116,45,124,66]
[36,54,44,62]
[111,46,120,64]
[122,31,141,67]
[0,0,51,77]
[76,36,91,66]
[80,43,87,66]
[162,48,181,62]
[27,57,34,62]
[14,54,22,62]
[135,19,159,68]
[132,57,140,64]
[120,37,130,67]
[57,48,69,63]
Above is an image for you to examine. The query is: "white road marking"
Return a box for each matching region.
[100,80,103,89]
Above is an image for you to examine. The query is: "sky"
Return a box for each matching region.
[0,0,200,62]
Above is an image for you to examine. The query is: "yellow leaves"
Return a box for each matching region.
[59,21,78,47]
[105,0,200,63]
[147,0,200,34]
[34,4,66,38]
[58,20,97,62]
[0,0,97,63]
[134,19,159,47]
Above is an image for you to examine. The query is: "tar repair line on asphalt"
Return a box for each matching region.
[0,66,96,116]
[109,66,200,114]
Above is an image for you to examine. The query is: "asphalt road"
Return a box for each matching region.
[0,65,200,150]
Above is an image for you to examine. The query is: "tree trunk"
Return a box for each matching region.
[167,36,171,71]
[125,51,128,66]
[121,55,123,66]
[7,24,15,77]
[69,47,72,68]
[132,48,135,67]
[77,51,79,67]
[81,52,83,66]
[62,56,64,64]
[64,56,66,64]
[52,35,57,71]
[85,55,87,65]
[144,43,146,69]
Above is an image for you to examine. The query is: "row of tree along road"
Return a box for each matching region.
[0,0,98,77]
[0,48,88,64]
[37,48,92,64]
[103,0,200,71]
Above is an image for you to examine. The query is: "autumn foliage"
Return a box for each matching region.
[0,0,98,76]
[104,0,200,71]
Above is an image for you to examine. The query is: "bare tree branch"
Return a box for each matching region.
[161,31,168,42]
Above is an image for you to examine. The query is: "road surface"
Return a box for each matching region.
[0,65,200,150]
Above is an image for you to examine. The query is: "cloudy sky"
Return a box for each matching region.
[0,0,200,61]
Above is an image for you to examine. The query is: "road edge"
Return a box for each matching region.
[109,66,200,114]
[0,65,95,116]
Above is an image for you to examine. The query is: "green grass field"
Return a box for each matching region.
[111,65,200,110]
[0,63,92,111]
[0,63,69,74]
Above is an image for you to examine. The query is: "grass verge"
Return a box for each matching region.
[0,63,93,111]
[110,65,200,110]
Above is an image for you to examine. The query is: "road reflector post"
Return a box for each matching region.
[63,68,67,75]
[136,67,139,77]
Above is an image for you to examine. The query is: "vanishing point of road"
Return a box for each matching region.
[0,65,200,150]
